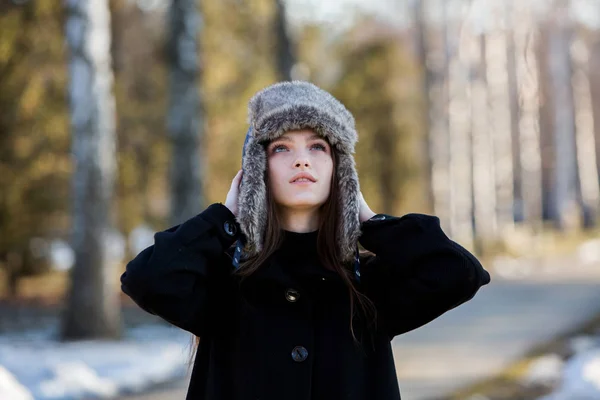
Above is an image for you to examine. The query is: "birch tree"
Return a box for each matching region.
[414,0,457,232]
[412,0,436,215]
[590,36,600,198]
[486,22,515,233]
[546,3,583,230]
[167,0,203,226]
[504,0,524,222]
[470,32,498,248]
[61,0,121,340]
[537,20,555,221]
[571,37,599,227]
[513,2,542,228]
[448,0,475,249]
[275,0,295,81]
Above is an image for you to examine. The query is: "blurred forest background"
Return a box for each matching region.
[1,0,600,339]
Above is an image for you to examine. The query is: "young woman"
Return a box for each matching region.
[121,81,491,400]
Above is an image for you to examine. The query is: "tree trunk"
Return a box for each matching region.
[167,0,203,227]
[537,20,555,222]
[447,7,474,249]
[590,38,600,203]
[275,0,295,81]
[471,34,498,251]
[514,5,542,228]
[61,0,121,340]
[504,0,523,222]
[412,0,436,216]
[571,38,599,227]
[546,10,581,231]
[486,28,515,233]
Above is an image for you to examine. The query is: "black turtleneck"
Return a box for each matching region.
[278,230,319,261]
[275,230,337,280]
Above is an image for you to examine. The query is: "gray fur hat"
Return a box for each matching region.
[234,81,362,266]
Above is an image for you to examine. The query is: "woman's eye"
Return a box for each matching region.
[271,143,327,153]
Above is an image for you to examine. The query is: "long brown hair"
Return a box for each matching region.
[189,144,377,364]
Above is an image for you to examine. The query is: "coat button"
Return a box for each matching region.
[291,346,308,362]
[223,220,237,236]
[285,288,300,302]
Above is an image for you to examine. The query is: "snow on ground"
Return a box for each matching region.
[538,339,600,400]
[0,324,191,400]
[4,320,600,400]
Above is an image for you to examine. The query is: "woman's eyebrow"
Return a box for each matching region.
[271,134,324,144]
[270,136,292,144]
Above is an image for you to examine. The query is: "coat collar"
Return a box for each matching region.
[232,229,344,289]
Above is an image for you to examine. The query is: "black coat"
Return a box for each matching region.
[121,203,491,400]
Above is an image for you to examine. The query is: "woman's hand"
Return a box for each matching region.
[224,169,243,217]
[358,191,376,223]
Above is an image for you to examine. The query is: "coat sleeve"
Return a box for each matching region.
[358,213,491,339]
[120,203,240,337]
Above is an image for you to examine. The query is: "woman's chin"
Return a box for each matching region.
[281,196,326,209]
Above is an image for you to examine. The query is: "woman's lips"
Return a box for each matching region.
[291,180,315,185]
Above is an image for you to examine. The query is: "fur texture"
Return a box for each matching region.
[238,81,361,263]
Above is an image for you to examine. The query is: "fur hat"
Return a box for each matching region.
[233,81,362,272]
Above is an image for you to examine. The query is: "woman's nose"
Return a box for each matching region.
[294,151,311,168]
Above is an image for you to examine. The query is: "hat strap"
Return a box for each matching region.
[232,235,246,269]
[354,245,361,282]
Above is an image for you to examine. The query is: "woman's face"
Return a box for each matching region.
[266,129,334,213]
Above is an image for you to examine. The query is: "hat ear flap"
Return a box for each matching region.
[232,125,256,267]
[241,126,253,169]
[237,130,267,258]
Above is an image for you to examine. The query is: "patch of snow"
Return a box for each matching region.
[39,362,118,399]
[539,348,600,400]
[522,354,564,387]
[0,324,192,400]
[0,365,34,400]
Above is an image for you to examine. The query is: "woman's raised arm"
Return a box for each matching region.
[359,213,491,339]
[120,203,240,337]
